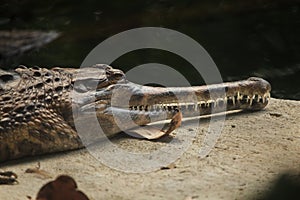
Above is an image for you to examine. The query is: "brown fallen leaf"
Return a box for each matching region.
[128,110,182,140]
[25,162,52,179]
[164,110,182,135]
[36,175,89,200]
[160,163,177,170]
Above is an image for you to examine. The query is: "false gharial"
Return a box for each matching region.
[0,64,271,163]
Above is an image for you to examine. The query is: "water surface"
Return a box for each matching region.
[1,0,299,99]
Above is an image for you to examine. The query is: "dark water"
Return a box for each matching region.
[1,0,300,100]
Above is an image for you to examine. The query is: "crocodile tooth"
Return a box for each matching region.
[173,106,178,111]
[152,105,156,110]
[249,96,253,106]
[205,101,209,107]
[160,104,164,110]
[216,99,220,106]
[206,100,214,107]
[139,105,143,111]
[246,96,250,103]
[198,101,205,108]
[215,99,219,107]
[224,97,228,102]
[160,104,164,111]
[232,96,235,105]
[223,98,227,105]
[237,92,242,100]
[155,104,163,112]
[148,105,153,111]
[216,98,223,107]
[151,105,155,111]
[208,100,216,107]
[257,95,262,102]
[253,94,258,102]
[185,104,190,110]
[170,103,177,107]
[167,104,172,110]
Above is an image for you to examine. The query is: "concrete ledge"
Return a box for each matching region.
[0,98,299,199]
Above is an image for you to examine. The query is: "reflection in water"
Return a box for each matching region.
[0,0,299,99]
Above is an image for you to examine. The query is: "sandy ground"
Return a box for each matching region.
[0,98,299,200]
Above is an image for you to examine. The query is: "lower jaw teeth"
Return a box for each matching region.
[129,93,270,112]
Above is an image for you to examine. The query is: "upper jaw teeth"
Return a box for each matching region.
[128,92,270,112]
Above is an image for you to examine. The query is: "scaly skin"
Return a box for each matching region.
[0,64,271,162]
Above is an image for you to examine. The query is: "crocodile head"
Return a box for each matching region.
[72,64,271,141]
[72,64,182,140]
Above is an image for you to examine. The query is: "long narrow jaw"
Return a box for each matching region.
[86,77,271,138]
[127,77,271,116]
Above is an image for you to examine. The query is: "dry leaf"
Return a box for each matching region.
[36,175,89,200]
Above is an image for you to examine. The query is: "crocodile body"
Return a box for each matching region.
[0,64,271,162]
